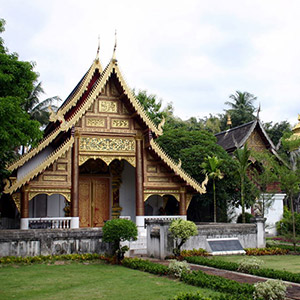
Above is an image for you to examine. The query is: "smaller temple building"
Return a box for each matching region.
[2,47,206,231]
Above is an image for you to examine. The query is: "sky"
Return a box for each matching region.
[1,0,300,126]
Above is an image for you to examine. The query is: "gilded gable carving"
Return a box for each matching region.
[79,137,135,152]
[86,118,106,127]
[248,131,266,151]
[111,119,129,128]
[99,100,118,113]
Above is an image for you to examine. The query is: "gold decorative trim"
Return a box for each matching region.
[43,175,67,181]
[86,117,105,127]
[111,119,129,128]
[7,128,61,172]
[148,177,169,182]
[79,154,135,168]
[113,64,161,136]
[57,163,67,171]
[4,136,74,194]
[149,139,206,194]
[12,193,21,212]
[79,136,135,152]
[28,189,71,202]
[99,100,118,113]
[144,191,180,202]
[186,194,194,210]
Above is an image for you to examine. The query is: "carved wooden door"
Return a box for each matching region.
[79,176,110,227]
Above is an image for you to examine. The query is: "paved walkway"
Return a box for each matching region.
[142,257,300,300]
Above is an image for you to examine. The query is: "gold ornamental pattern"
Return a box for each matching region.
[79,137,135,152]
[86,118,105,127]
[99,100,118,113]
[111,119,129,128]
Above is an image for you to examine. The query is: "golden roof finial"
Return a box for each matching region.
[226,113,232,127]
[112,29,117,62]
[96,35,100,60]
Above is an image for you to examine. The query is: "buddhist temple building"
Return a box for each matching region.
[2,46,206,231]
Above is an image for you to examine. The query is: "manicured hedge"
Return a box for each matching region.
[172,292,250,300]
[122,257,169,275]
[181,271,253,299]
[0,253,101,264]
[267,243,300,253]
[245,247,288,255]
[122,258,253,299]
[185,256,300,283]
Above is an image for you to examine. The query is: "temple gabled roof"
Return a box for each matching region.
[215,119,275,153]
[4,50,206,195]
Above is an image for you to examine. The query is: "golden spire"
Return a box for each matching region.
[112,30,117,62]
[292,113,300,135]
[226,113,232,127]
[96,35,100,61]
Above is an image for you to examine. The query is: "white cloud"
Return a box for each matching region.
[1,0,300,126]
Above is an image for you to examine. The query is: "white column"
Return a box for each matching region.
[70,217,79,229]
[20,218,29,230]
[255,217,266,248]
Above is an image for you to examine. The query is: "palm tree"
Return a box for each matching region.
[234,144,251,223]
[225,91,257,127]
[201,156,224,223]
[23,81,61,127]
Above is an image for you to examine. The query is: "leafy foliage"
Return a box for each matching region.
[237,257,264,273]
[225,91,256,128]
[253,279,288,300]
[234,143,252,223]
[185,256,300,283]
[201,155,224,222]
[102,218,137,261]
[0,19,42,190]
[168,259,191,278]
[169,219,198,256]
[276,207,300,236]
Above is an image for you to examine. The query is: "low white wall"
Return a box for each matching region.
[146,220,261,259]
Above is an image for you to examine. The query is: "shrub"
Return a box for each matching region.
[238,257,264,273]
[237,212,253,223]
[181,270,254,297]
[102,218,137,262]
[172,292,251,300]
[169,219,198,257]
[276,207,300,235]
[185,256,300,283]
[181,248,209,257]
[172,292,212,300]
[253,279,288,300]
[245,248,288,255]
[168,260,191,278]
[122,257,169,275]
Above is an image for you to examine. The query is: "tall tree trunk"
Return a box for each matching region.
[241,176,245,223]
[213,179,217,223]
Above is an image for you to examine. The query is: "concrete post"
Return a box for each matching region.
[255,217,266,248]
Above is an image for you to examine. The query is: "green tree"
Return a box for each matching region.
[234,144,252,223]
[102,218,138,262]
[251,151,281,217]
[135,89,167,126]
[201,156,224,222]
[0,19,42,188]
[264,121,292,149]
[169,219,198,257]
[225,91,256,127]
[23,81,61,127]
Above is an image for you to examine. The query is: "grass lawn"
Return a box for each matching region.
[0,261,220,300]
[213,255,300,273]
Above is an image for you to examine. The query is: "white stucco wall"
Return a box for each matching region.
[232,193,285,236]
[119,162,136,223]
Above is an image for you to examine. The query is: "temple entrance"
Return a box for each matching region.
[79,159,110,227]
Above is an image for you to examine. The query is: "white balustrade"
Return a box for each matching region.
[28,217,72,229]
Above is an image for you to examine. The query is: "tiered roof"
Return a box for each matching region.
[4,49,206,195]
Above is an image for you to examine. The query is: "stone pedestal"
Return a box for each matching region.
[70,217,79,229]
[20,218,29,230]
[255,217,266,248]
